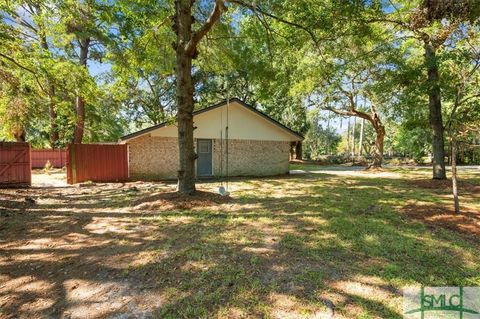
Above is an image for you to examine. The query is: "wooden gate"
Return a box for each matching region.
[67,144,128,184]
[0,142,31,187]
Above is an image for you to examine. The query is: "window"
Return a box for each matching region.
[199,141,210,153]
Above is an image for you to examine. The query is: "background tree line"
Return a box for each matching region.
[1,0,479,192]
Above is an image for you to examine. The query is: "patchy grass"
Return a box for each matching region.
[0,166,479,318]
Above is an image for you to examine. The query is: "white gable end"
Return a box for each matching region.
[144,101,300,142]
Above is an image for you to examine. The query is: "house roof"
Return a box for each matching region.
[120,98,304,141]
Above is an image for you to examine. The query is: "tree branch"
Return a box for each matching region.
[186,0,226,56]
[228,0,319,45]
[324,105,372,122]
[364,17,409,30]
[0,52,47,94]
[364,17,430,43]
[325,106,356,117]
[459,92,480,106]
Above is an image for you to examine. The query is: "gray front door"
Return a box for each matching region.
[197,139,213,177]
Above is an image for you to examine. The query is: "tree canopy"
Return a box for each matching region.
[1,0,479,188]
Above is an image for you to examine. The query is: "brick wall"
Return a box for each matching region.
[213,139,290,177]
[127,135,291,180]
[127,135,179,180]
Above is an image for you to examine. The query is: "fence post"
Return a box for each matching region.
[27,143,31,186]
[72,144,77,184]
[67,144,77,184]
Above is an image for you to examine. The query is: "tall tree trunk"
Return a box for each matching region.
[425,43,447,179]
[175,59,196,194]
[173,0,224,194]
[175,0,197,194]
[73,38,90,144]
[74,95,85,143]
[370,123,385,168]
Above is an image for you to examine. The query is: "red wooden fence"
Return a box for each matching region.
[31,149,67,168]
[67,144,128,184]
[0,142,31,187]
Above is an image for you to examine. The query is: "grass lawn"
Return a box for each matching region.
[0,165,479,318]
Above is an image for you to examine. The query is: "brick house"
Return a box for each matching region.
[120,98,303,180]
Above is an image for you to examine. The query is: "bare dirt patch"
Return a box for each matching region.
[407,178,479,193]
[401,178,479,238]
[0,183,167,319]
[1,168,479,318]
[402,204,480,238]
[31,169,67,188]
[133,190,231,211]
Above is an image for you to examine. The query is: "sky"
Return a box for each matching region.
[89,60,112,77]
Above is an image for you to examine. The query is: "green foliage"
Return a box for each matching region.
[394,126,432,162]
[107,0,176,127]
[0,0,478,158]
[0,0,127,145]
[304,116,341,159]
[0,70,31,140]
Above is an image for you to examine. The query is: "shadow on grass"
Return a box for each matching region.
[0,172,479,318]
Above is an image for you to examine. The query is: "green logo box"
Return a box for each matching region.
[404,287,480,319]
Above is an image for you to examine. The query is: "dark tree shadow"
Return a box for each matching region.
[0,171,479,318]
